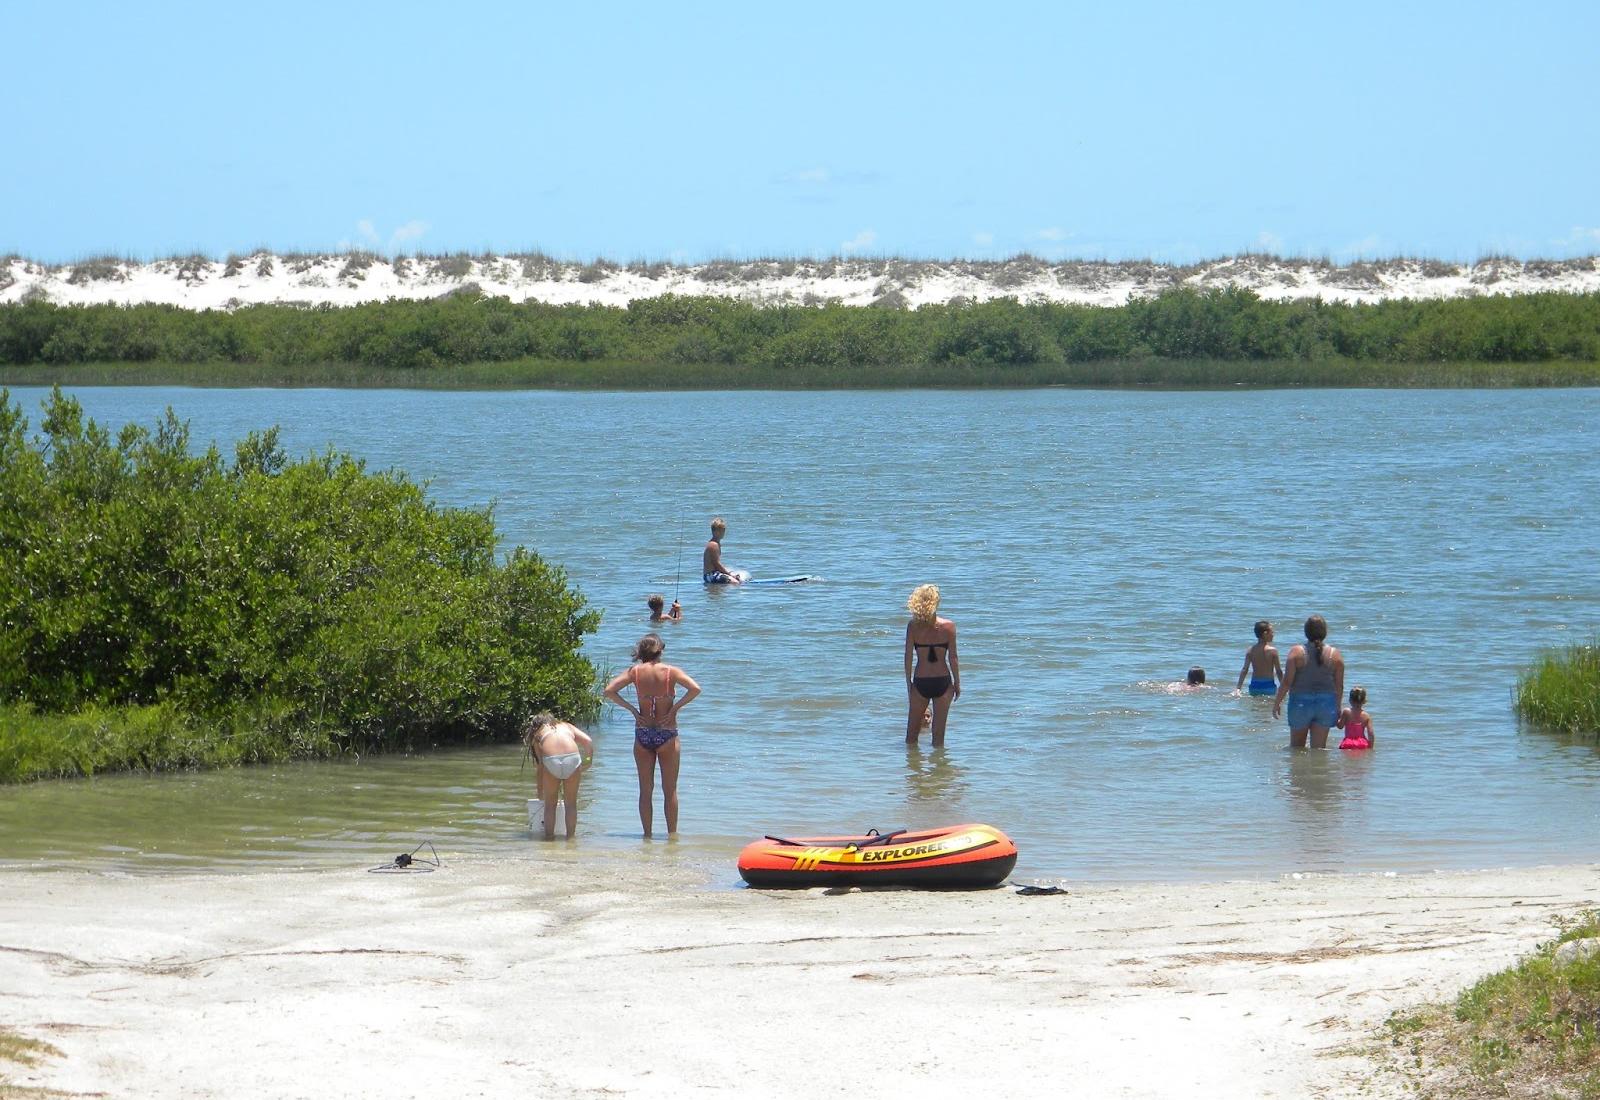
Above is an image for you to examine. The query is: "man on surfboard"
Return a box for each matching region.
[702,516,742,584]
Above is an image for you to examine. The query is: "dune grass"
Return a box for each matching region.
[1384,912,1600,1098]
[0,1027,66,1098]
[3,357,1599,390]
[1516,642,1600,737]
[0,1030,60,1068]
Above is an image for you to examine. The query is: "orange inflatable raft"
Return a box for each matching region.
[737,824,1017,889]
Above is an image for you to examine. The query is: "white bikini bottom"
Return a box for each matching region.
[541,752,583,780]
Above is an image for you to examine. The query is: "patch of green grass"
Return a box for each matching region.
[1387,1011,1430,1037]
[1383,912,1600,1098]
[1517,642,1600,737]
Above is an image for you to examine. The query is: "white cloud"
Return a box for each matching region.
[1255,231,1285,254]
[972,231,995,247]
[1035,226,1068,242]
[840,229,877,254]
[388,221,429,253]
[1557,226,1600,249]
[1337,235,1384,261]
[777,166,882,188]
[344,219,429,255]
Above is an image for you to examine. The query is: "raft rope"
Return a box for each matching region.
[763,827,908,849]
[673,512,685,605]
[367,839,441,874]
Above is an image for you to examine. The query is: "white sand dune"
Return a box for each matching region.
[3,857,1594,1098]
[3,252,1598,311]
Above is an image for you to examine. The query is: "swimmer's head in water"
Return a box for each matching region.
[647,593,665,613]
[633,633,665,663]
[907,584,940,623]
[1349,685,1366,707]
[1254,620,1272,640]
[1187,667,1206,685]
[710,517,726,537]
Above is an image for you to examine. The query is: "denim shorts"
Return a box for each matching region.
[1286,691,1338,730]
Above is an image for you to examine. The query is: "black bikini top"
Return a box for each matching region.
[915,642,948,659]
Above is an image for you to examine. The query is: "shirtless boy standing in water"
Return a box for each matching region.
[702,517,742,584]
[1236,620,1284,696]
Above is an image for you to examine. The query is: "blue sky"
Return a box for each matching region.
[4,0,1598,264]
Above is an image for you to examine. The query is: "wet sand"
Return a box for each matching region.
[2,856,1594,1098]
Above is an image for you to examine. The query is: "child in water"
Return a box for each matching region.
[523,712,595,840]
[1337,687,1376,750]
[647,593,683,623]
[1236,620,1283,696]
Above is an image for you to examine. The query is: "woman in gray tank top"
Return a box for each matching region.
[1272,615,1344,749]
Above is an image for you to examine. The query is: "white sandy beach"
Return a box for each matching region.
[4,252,1599,312]
[2,856,1594,1099]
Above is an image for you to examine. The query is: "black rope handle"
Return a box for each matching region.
[368,839,442,874]
[763,827,909,849]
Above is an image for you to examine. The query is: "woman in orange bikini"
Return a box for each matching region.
[904,584,960,746]
[603,633,701,838]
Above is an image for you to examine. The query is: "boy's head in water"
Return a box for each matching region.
[647,593,681,622]
[1187,667,1206,685]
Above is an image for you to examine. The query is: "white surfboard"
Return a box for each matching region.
[706,571,820,586]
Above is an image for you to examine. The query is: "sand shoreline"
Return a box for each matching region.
[3,857,1595,1098]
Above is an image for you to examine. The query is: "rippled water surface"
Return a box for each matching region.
[3,386,1598,881]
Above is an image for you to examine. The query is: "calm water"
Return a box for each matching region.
[3,386,1598,882]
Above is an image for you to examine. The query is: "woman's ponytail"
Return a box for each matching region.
[1304,615,1328,666]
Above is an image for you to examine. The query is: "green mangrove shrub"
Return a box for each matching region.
[4,288,1600,374]
[0,388,599,781]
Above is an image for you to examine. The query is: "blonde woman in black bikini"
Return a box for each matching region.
[905,584,960,745]
[603,633,701,838]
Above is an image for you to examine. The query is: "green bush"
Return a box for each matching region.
[0,388,600,782]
